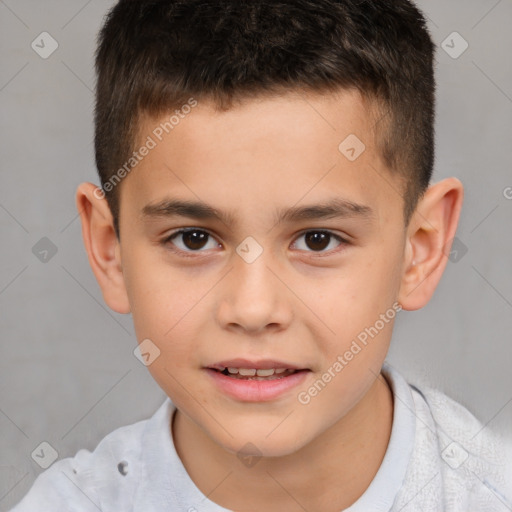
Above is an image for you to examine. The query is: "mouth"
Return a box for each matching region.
[204,359,311,401]
[210,367,303,380]
[207,358,310,379]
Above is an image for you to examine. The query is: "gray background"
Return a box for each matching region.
[1,0,511,509]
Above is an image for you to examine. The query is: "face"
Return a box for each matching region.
[118,90,407,457]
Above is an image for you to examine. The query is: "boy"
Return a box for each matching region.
[10,0,512,510]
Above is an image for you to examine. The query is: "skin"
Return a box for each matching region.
[76,89,463,511]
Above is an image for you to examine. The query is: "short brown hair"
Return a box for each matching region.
[94,0,436,237]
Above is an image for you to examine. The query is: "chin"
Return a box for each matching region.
[210,423,311,459]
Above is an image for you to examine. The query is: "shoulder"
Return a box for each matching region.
[9,399,172,512]
[411,381,512,510]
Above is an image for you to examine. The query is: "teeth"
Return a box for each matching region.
[222,367,293,377]
[255,369,275,377]
[238,368,257,376]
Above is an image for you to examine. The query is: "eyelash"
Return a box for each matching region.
[161,228,350,258]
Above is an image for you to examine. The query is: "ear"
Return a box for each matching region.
[75,182,131,314]
[398,177,464,311]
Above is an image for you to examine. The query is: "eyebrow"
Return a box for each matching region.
[141,197,375,227]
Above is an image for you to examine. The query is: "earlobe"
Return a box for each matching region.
[398,177,464,311]
[75,182,131,314]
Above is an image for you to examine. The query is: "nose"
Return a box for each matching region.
[215,248,293,335]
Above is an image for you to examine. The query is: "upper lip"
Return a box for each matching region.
[207,359,308,371]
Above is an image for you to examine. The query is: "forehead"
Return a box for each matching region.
[163,89,374,159]
[123,90,402,227]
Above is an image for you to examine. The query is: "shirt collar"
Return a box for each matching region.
[344,361,417,511]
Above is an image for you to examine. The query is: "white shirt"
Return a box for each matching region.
[9,362,512,511]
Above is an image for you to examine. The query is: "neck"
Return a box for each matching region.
[172,373,393,512]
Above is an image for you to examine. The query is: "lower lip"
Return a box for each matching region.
[204,368,310,402]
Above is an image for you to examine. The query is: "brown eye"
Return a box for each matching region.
[181,230,209,250]
[164,229,220,252]
[305,232,330,251]
[292,230,347,254]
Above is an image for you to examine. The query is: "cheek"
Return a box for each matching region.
[121,250,212,378]
[318,260,400,333]
[122,245,197,332]
[309,247,402,373]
